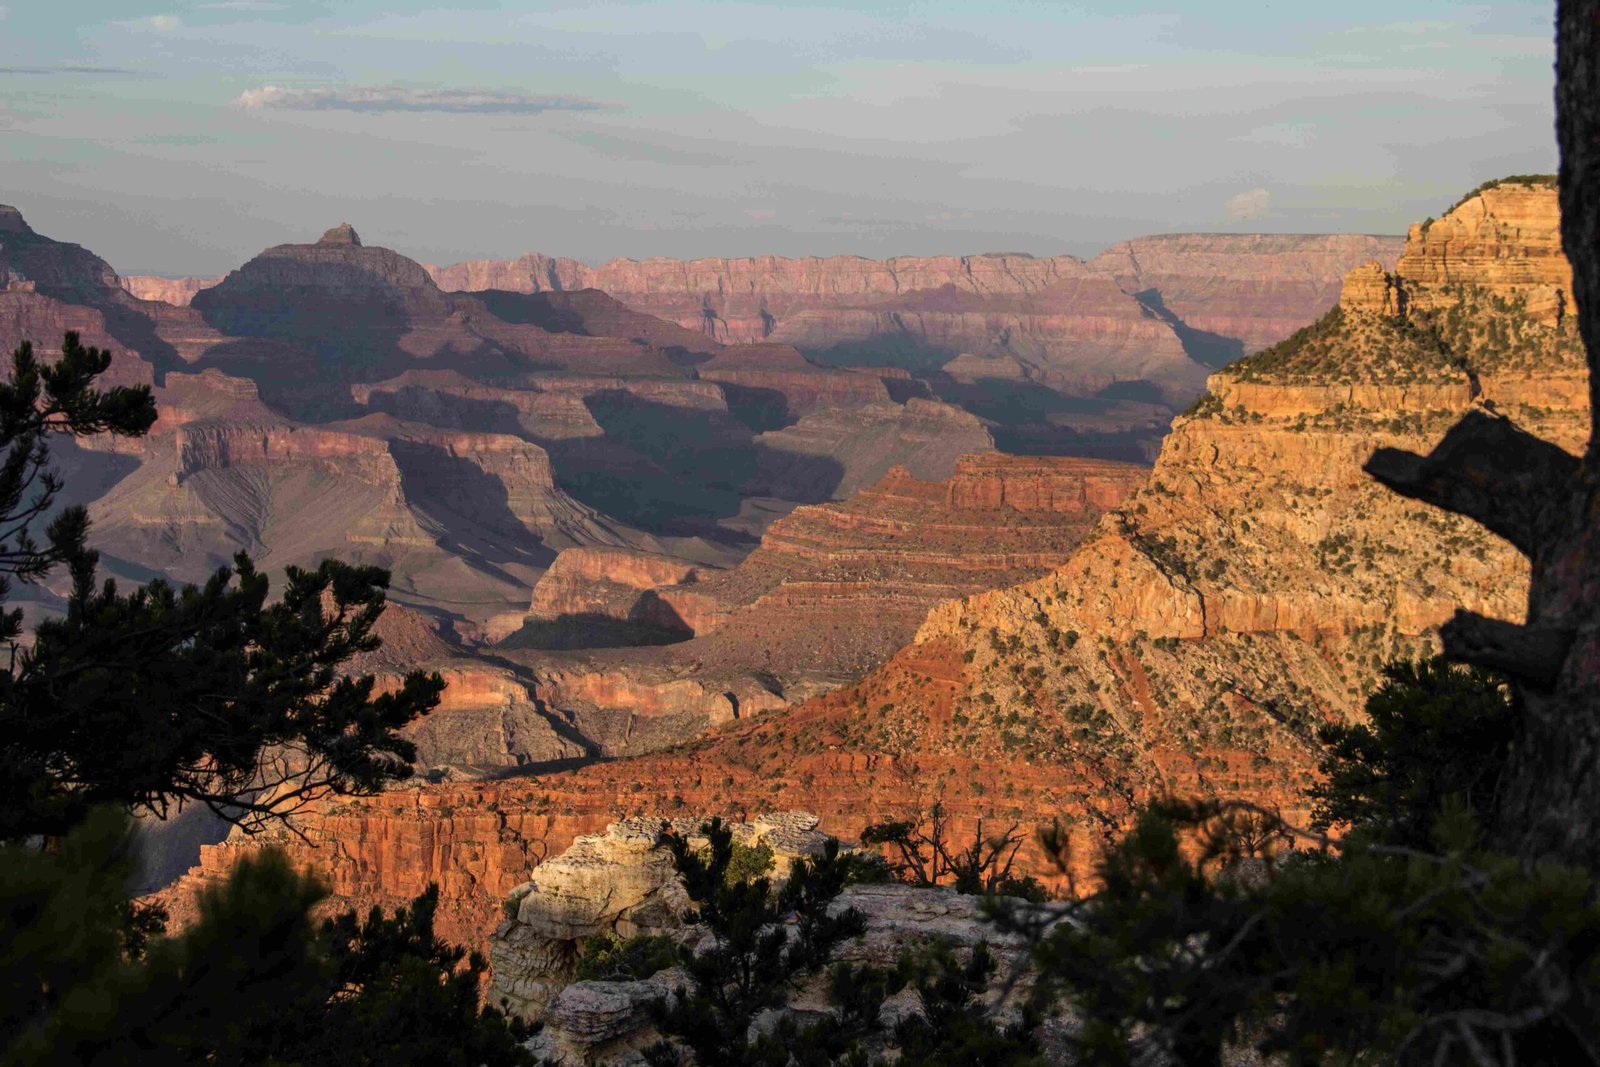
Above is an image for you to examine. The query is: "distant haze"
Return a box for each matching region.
[0,1,1557,275]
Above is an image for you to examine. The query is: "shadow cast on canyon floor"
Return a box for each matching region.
[497,611,693,651]
[551,393,845,536]
[1132,288,1246,369]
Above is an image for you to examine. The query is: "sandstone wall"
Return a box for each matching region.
[121,275,223,306]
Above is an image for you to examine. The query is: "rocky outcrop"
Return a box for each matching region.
[514,547,722,645]
[491,812,830,1020]
[530,662,781,729]
[1341,181,1569,330]
[0,290,154,386]
[0,204,230,382]
[493,814,1067,1064]
[527,968,689,1066]
[191,229,455,335]
[521,879,1066,1066]
[943,452,1150,513]
[1338,261,1401,316]
[398,665,587,776]
[1394,179,1569,321]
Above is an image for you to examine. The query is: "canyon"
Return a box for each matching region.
[126,234,1399,459]
[149,178,1577,964]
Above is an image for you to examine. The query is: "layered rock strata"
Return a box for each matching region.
[1086,233,1402,358]
[429,238,1403,402]
[120,274,223,306]
[491,812,831,1020]
[154,181,1577,948]
[489,813,1066,1064]
[495,452,1146,747]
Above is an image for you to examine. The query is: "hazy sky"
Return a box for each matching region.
[0,1,1559,275]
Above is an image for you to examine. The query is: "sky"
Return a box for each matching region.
[0,1,1560,275]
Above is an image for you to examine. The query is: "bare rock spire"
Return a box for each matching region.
[0,205,35,235]
[317,222,361,247]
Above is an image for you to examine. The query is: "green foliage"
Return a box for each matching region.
[0,335,522,1064]
[0,553,446,841]
[293,884,531,1066]
[1221,270,1580,398]
[647,817,868,1065]
[574,933,680,982]
[1227,306,1352,382]
[726,839,776,886]
[887,942,1043,1066]
[1311,658,1513,848]
[2,813,532,1065]
[1028,659,1600,1065]
[1180,391,1223,419]
[646,819,1040,1065]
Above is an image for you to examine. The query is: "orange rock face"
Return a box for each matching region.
[943,453,1147,513]
[1395,180,1571,321]
[159,450,1147,945]
[1342,181,1572,326]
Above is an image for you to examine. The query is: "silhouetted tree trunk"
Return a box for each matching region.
[1367,0,1600,866]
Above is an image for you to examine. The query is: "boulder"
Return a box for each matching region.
[490,812,830,1020]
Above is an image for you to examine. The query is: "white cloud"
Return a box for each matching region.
[233,85,608,115]
[1225,187,1272,221]
[148,15,181,32]
[198,1,286,9]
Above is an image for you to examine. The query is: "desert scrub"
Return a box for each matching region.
[573,932,680,982]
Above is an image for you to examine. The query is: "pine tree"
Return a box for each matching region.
[0,333,527,1064]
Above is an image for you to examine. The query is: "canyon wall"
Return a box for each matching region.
[121,275,223,306]
[420,240,1402,404]
[1087,233,1402,356]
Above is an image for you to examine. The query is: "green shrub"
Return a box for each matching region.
[574,933,679,982]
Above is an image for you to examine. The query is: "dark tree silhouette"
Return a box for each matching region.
[1364,0,1600,869]
[0,334,443,841]
[0,334,525,1064]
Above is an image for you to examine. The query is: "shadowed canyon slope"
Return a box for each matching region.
[8,216,1002,626]
[156,180,1568,953]
[311,452,1147,792]
[474,453,1147,765]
